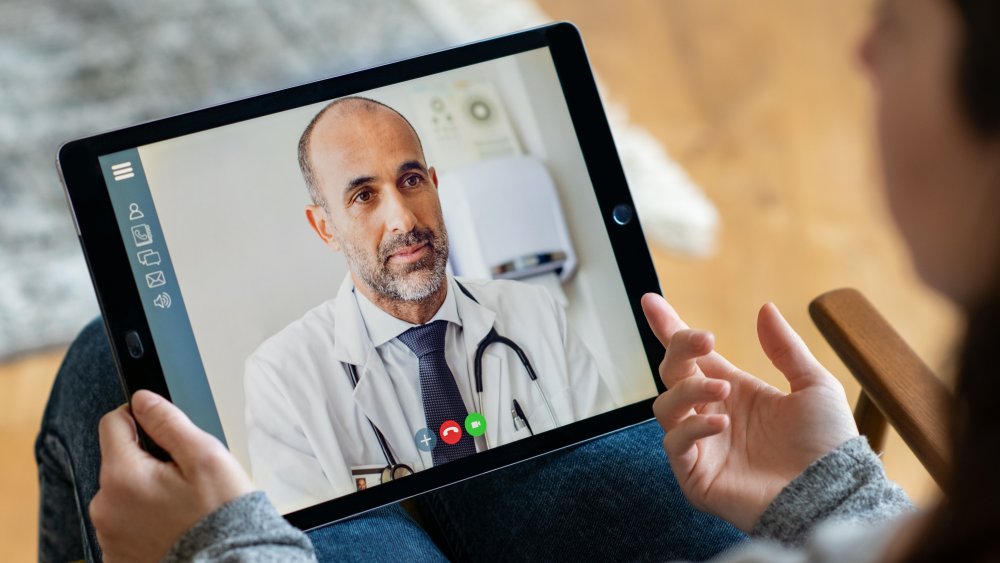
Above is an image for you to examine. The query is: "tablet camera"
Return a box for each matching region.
[612,204,634,226]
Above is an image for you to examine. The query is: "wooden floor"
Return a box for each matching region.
[1,349,64,560]
[0,1,959,560]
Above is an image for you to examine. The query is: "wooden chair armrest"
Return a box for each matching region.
[809,288,952,487]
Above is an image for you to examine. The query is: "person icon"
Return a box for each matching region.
[128,203,144,221]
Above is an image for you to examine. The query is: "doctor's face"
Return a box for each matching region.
[304,104,450,303]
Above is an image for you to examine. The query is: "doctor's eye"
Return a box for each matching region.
[400,174,423,188]
[353,189,375,204]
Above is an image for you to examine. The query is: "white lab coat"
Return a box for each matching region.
[244,275,615,513]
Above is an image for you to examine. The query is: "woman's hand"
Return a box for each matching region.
[643,294,858,532]
[90,390,254,562]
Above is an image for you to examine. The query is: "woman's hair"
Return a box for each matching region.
[952,0,1000,137]
[904,2,1000,561]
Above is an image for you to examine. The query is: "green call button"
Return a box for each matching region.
[465,412,487,437]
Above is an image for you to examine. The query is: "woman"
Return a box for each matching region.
[644,1,1000,559]
[36,0,1000,560]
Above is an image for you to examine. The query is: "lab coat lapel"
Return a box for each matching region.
[352,350,422,468]
[333,277,421,468]
[454,279,505,447]
[331,277,368,366]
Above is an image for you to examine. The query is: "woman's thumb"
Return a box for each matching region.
[757,303,825,392]
[131,390,218,467]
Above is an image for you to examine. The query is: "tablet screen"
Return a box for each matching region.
[94,45,656,514]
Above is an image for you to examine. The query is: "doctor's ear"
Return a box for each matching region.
[305,204,342,252]
[429,166,438,188]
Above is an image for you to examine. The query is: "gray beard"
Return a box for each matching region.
[342,227,449,303]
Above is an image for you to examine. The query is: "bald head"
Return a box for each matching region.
[297,96,424,209]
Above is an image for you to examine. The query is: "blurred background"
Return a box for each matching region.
[0,0,959,559]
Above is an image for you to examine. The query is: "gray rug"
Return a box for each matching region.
[0,0,718,359]
[0,0,467,359]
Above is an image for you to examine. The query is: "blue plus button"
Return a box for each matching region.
[414,428,437,452]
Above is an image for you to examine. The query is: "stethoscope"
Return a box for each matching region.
[347,363,415,482]
[343,281,560,483]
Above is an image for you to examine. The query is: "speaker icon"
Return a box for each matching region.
[152,292,172,309]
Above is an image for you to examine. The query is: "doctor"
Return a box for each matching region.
[244,96,616,512]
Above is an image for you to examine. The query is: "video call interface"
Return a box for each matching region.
[97,46,656,514]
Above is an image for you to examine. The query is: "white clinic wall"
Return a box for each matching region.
[140,107,346,470]
[509,50,654,406]
[139,48,655,472]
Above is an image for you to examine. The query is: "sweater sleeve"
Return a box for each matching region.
[162,491,316,562]
[751,436,914,546]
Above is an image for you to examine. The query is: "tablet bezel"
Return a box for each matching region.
[58,22,667,531]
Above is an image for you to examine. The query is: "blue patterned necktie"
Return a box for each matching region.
[397,320,477,465]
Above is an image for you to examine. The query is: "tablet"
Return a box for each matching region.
[58,22,665,530]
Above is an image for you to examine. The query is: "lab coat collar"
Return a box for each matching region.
[354,277,462,348]
[331,276,369,366]
[451,277,498,360]
[334,274,497,363]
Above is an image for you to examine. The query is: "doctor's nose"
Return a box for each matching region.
[381,186,418,234]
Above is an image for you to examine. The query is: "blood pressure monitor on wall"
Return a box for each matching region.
[57,23,666,530]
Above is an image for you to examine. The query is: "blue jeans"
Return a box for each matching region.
[36,319,746,562]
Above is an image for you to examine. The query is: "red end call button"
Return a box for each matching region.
[439,420,462,445]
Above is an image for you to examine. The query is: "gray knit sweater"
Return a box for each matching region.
[162,436,913,562]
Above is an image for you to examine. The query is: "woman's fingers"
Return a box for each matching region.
[641,293,688,346]
[662,413,729,477]
[653,376,730,431]
[643,293,741,383]
[659,329,714,388]
[756,303,827,392]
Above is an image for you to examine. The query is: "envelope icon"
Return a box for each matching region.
[145,271,166,289]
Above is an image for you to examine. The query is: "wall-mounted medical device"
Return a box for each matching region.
[410,80,524,171]
[438,155,577,284]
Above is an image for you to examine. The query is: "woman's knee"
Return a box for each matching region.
[38,318,125,443]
